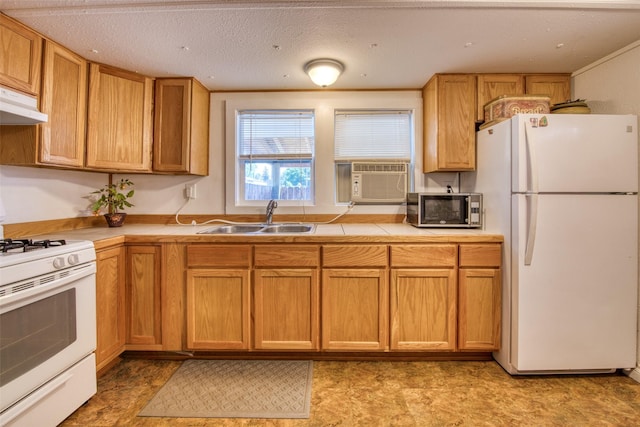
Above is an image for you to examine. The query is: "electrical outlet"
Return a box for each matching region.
[185,184,196,199]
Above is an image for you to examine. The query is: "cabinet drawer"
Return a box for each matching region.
[254,245,320,267]
[322,245,387,267]
[459,244,501,267]
[187,245,252,268]
[390,244,457,267]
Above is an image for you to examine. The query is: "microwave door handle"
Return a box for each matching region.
[524,193,538,266]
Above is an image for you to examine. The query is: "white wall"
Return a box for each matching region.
[572,40,640,377]
[0,166,106,224]
[0,90,458,226]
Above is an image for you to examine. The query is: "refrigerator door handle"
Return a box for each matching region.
[524,120,540,265]
[524,193,538,266]
[524,120,539,194]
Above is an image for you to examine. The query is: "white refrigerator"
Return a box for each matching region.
[462,114,638,374]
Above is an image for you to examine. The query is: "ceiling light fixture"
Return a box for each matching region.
[304,59,344,87]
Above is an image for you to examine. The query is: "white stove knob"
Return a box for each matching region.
[68,254,80,265]
[53,257,66,269]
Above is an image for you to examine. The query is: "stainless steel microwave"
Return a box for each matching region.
[406,192,482,228]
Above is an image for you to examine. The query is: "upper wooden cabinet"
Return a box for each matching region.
[0,40,88,169]
[524,74,571,106]
[477,73,571,121]
[476,74,525,122]
[86,63,153,172]
[39,41,88,167]
[0,14,42,95]
[424,73,571,172]
[153,78,210,175]
[423,74,477,172]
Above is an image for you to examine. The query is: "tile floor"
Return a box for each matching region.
[60,357,640,426]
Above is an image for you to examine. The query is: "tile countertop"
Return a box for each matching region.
[33,223,503,246]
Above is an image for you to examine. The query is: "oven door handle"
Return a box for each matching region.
[0,264,95,312]
[0,371,73,425]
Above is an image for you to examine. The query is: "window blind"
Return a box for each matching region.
[238,110,314,158]
[334,110,412,160]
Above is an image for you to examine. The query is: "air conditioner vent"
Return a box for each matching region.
[352,162,407,173]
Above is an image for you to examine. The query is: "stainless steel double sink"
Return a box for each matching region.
[198,223,316,234]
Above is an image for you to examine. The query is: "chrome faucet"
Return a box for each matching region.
[265,199,278,224]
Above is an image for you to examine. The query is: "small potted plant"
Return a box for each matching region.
[91,178,135,227]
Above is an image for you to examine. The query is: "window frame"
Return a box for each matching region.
[222,92,422,215]
[333,109,415,204]
[236,109,315,205]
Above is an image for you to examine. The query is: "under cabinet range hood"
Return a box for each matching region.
[0,86,48,125]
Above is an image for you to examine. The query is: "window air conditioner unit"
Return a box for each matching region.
[351,162,408,204]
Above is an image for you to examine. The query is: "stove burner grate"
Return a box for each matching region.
[0,238,67,253]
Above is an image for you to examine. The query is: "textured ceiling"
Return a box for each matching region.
[2,1,640,90]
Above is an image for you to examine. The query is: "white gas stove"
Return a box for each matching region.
[0,238,96,285]
[0,237,97,427]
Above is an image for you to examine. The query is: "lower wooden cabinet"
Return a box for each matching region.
[185,244,253,350]
[458,268,501,350]
[254,268,319,350]
[95,245,126,371]
[105,240,501,357]
[253,244,320,350]
[322,268,389,351]
[126,245,162,350]
[390,244,458,350]
[390,268,457,350]
[458,244,502,351]
[321,245,389,351]
[186,268,251,350]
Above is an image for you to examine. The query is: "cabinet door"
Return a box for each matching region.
[0,40,88,169]
[423,74,476,172]
[321,268,388,351]
[86,63,153,172]
[39,40,87,167]
[153,78,209,175]
[0,14,42,95]
[390,268,457,351]
[254,268,319,350]
[186,269,250,350]
[160,243,186,351]
[126,245,162,349]
[525,74,571,106]
[95,245,126,371]
[476,74,524,122]
[458,268,501,350]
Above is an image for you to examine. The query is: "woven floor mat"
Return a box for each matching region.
[138,359,313,419]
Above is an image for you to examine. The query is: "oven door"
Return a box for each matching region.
[0,263,96,412]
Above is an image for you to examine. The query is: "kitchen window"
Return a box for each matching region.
[236,110,315,203]
[334,109,413,203]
